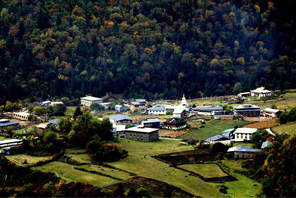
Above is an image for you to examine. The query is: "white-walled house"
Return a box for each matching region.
[109,115,133,128]
[147,105,166,115]
[80,96,103,107]
[233,128,258,142]
[250,87,271,98]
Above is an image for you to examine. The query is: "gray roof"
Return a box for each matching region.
[261,141,272,149]
[131,102,140,105]
[227,145,261,152]
[205,135,229,142]
[136,99,146,102]
[110,115,133,121]
[263,108,280,113]
[0,120,19,127]
[192,106,223,111]
[142,119,160,124]
[47,119,60,125]
[147,107,166,111]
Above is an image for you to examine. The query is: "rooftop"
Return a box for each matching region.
[110,115,133,121]
[251,87,271,93]
[80,96,103,101]
[261,141,272,149]
[0,139,22,145]
[234,128,257,134]
[0,120,19,127]
[125,126,158,133]
[205,135,230,142]
[147,107,166,111]
[131,102,140,105]
[142,119,160,124]
[174,106,186,114]
[263,108,281,113]
[47,118,60,125]
[232,104,260,109]
[192,106,223,111]
[222,128,235,133]
[136,99,146,102]
[227,145,261,152]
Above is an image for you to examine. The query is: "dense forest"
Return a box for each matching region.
[0,0,296,103]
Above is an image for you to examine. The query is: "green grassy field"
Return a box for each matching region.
[272,121,296,135]
[179,119,249,140]
[178,164,228,178]
[32,162,121,187]
[0,136,9,140]
[6,154,53,166]
[29,138,261,197]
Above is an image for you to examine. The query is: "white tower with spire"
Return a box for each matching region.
[180,94,188,107]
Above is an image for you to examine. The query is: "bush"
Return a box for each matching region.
[136,187,151,197]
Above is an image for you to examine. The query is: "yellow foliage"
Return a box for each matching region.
[254,5,260,13]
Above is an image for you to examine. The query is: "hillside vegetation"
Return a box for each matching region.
[1,0,296,103]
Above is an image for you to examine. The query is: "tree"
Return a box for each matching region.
[5,100,13,111]
[73,106,83,120]
[232,82,243,94]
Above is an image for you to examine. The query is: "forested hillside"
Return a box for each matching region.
[0,0,296,102]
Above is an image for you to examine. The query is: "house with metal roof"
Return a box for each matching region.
[262,108,282,118]
[47,118,60,125]
[233,128,258,142]
[147,106,166,115]
[115,105,126,113]
[261,141,272,149]
[0,139,23,155]
[140,119,161,128]
[80,96,103,107]
[135,99,147,106]
[173,106,188,118]
[232,104,260,117]
[204,135,231,145]
[125,127,159,142]
[192,106,224,116]
[238,92,251,97]
[163,118,187,130]
[50,101,64,106]
[227,145,261,158]
[109,115,133,127]
[222,128,235,138]
[13,112,30,120]
[250,87,271,98]
[0,119,20,130]
[214,115,234,120]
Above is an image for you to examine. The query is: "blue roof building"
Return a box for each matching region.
[227,145,261,158]
[0,119,20,130]
[261,141,272,149]
[204,135,230,143]
[47,119,60,125]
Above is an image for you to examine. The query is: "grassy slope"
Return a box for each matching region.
[178,164,228,178]
[106,139,221,197]
[272,121,296,135]
[221,159,262,197]
[179,119,249,140]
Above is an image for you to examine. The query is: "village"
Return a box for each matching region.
[0,87,294,197]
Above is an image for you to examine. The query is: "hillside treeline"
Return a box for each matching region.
[0,0,296,103]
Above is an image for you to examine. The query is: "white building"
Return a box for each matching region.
[173,106,187,118]
[180,94,189,107]
[80,96,103,107]
[250,87,271,98]
[13,112,30,120]
[233,128,258,142]
[147,105,166,115]
[50,101,64,106]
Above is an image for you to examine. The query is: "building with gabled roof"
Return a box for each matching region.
[232,104,260,117]
[262,108,282,118]
[109,114,133,127]
[80,96,103,107]
[233,128,258,142]
[140,119,161,128]
[204,135,231,145]
[192,106,223,116]
[163,118,187,130]
[250,87,271,98]
[261,141,272,149]
[0,119,20,130]
[147,106,166,115]
[227,145,261,158]
[125,127,159,142]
